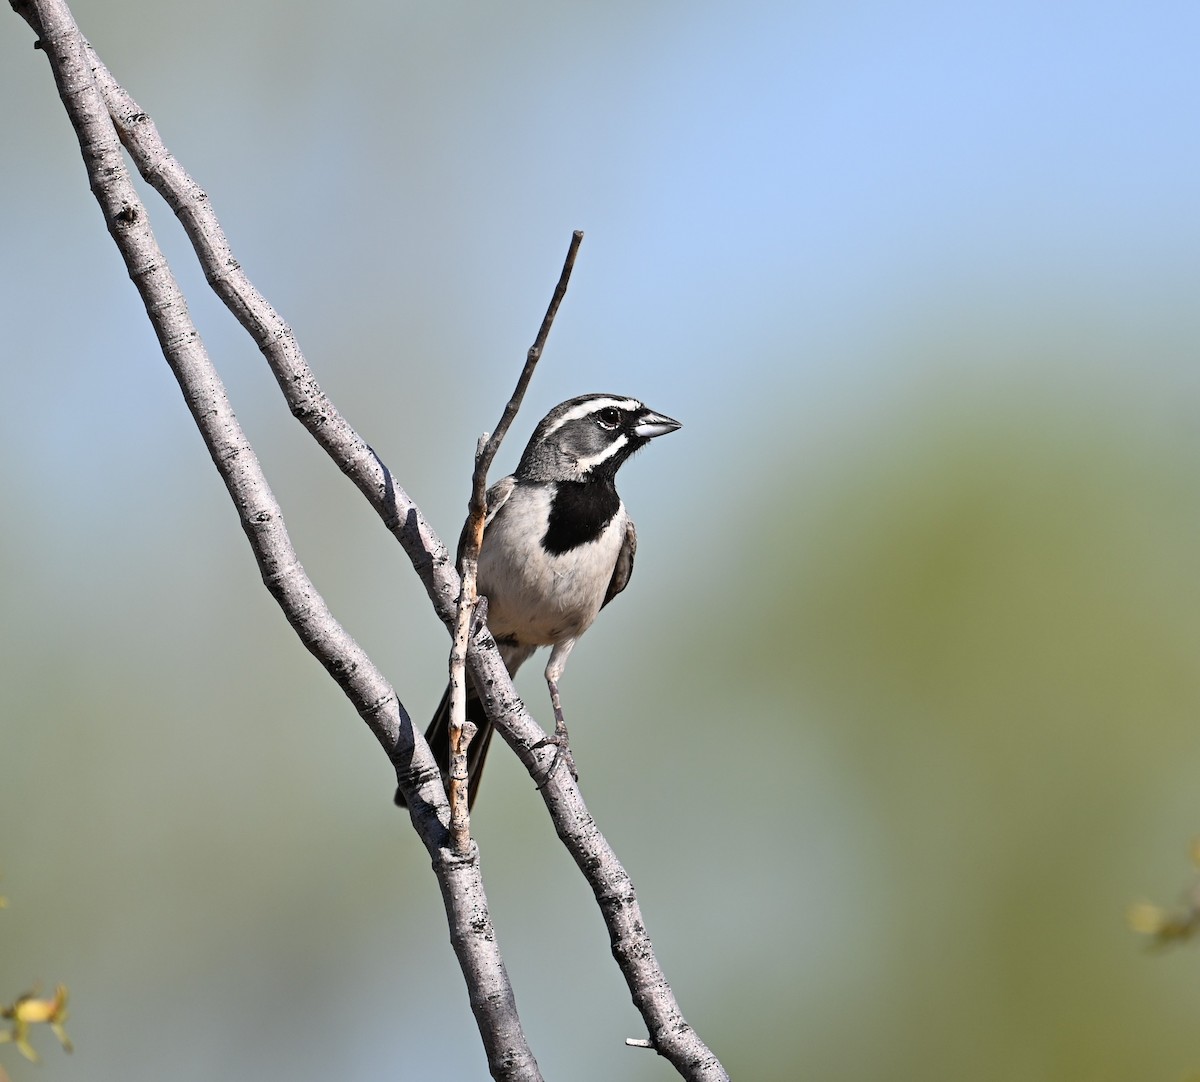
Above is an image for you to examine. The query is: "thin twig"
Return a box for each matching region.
[447,231,584,844]
[446,432,489,854]
[478,230,584,486]
[441,232,728,1079]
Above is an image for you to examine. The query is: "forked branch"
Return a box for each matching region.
[12,3,539,1079]
[13,3,729,1077]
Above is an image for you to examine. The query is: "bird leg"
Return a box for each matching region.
[533,643,579,786]
[533,676,578,786]
[549,676,566,731]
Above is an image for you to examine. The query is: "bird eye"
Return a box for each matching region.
[596,407,622,429]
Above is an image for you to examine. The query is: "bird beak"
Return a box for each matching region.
[633,410,682,439]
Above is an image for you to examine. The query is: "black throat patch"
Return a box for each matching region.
[542,480,621,555]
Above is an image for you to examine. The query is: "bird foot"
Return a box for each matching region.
[471,595,489,635]
[533,718,578,788]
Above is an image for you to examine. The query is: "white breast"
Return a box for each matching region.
[477,484,627,647]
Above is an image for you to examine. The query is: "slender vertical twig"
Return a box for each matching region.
[479,230,585,482]
[447,231,584,848]
[446,430,488,854]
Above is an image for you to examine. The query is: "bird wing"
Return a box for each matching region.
[484,475,516,526]
[456,475,516,562]
[602,517,637,608]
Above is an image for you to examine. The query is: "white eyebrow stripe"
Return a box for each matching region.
[573,433,629,472]
[541,396,642,439]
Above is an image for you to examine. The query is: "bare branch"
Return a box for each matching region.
[477,229,585,487]
[446,431,491,853]
[16,3,728,1076]
[448,231,584,843]
[14,4,540,1078]
[81,39,460,628]
[98,55,725,1073]
[431,231,728,1082]
[465,628,730,1081]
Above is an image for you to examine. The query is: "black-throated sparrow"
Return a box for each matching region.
[397,393,681,809]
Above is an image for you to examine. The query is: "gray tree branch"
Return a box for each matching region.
[12,2,730,1077]
[11,3,540,1079]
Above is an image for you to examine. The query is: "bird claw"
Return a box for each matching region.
[533,720,578,788]
[471,595,489,635]
[533,677,578,787]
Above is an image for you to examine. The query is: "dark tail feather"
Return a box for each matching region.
[395,684,495,810]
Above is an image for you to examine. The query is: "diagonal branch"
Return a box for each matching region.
[463,626,730,1080]
[12,4,541,1079]
[82,38,460,628]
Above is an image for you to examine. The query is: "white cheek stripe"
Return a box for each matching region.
[542,396,642,440]
[573,432,629,472]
